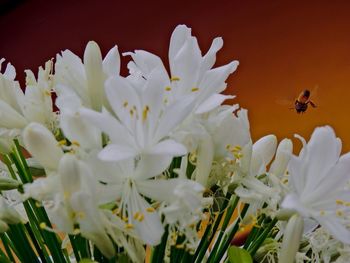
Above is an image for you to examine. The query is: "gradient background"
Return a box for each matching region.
[1,0,350,152]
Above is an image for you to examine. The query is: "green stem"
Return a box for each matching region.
[248,218,278,256]
[151,226,169,263]
[212,203,250,262]
[206,196,240,263]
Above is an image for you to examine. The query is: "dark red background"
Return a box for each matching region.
[2,0,350,152]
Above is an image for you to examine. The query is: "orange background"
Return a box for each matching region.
[1,0,350,152]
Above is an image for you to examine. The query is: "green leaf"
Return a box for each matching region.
[227,246,252,263]
[79,259,98,263]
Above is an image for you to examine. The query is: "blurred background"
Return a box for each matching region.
[1,0,350,152]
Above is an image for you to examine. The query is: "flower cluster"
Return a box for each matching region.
[0,25,349,263]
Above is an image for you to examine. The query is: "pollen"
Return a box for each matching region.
[122,216,129,222]
[336,199,345,205]
[336,210,344,217]
[191,87,199,92]
[146,207,155,213]
[136,213,145,222]
[57,139,67,146]
[226,144,232,150]
[165,86,172,91]
[123,101,128,108]
[39,222,47,229]
[125,223,134,229]
[233,145,242,151]
[170,76,180,82]
[142,105,150,122]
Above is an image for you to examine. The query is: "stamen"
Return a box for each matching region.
[170,76,180,81]
[146,207,155,213]
[125,223,134,229]
[336,199,345,205]
[142,105,150,122]
[191,87,199,92]
[71,140,80,147]
[319,210,325,216]
[57,139,67,146]
[123,101,128,108]
[336,210,344,217]
[165,86,172,91]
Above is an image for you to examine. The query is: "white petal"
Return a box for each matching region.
[154,95,196,142]
[200,37,223,74]
[195,94,235,114]
[147,139,187,156]
[60,111,102,150]
[317,217,350,244]
[127,185,164,245]
[0,100,27,129]
[23,123,63,170]
[103,45,120,76]
[169,25,192,65]
[134,154,172,180]
[98,144,137,162]
[80,107,135,147]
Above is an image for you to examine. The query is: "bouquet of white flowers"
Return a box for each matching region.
[0,24,349,263]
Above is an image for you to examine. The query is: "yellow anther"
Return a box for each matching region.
[336,210,344,217]
[125,223,134,229]
[233,152,243,159]
[39,222,47,229]
[142,105,150,122]
[336,199,345,205]
[345,202,350,207]
[133,212,140,220]
[113,208,120,215]
[137,213,145,222]
[35,202,42,207]
[130,109,134,117]
[132,105,137,111]
[320,210,325,216]
[226,144,231,150]
[170,76,180,81]
[57,139,67,146]
[175,244,185,249]
[76,211,86,219]
[71,140,80,147]
[122,216,129,222]
[123,101,128,108]
[191,87,199,92]
[281,178,289,184]
[233,145,242,151]
[165,86,172,91]
[44,90,51,96]
[146,207,155,213]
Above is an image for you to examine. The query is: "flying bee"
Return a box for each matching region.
[293,89,317,113]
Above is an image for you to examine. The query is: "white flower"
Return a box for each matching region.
[55,41,120,111]
[84,154,205,246]
[80,67,193,165]
[281,126,350,244]
[125,25,238,114]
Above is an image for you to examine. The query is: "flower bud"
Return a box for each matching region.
[251,135,277,175]
[0,176,21,190]
[84,41,104,111]
[23,123,63,170]
[270,138,293,177]
[279,214,304,263]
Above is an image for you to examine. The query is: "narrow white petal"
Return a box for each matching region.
[195,94,235,114]
[103,45,120,76]
[147,139,187,156]
[98,144,137,162]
